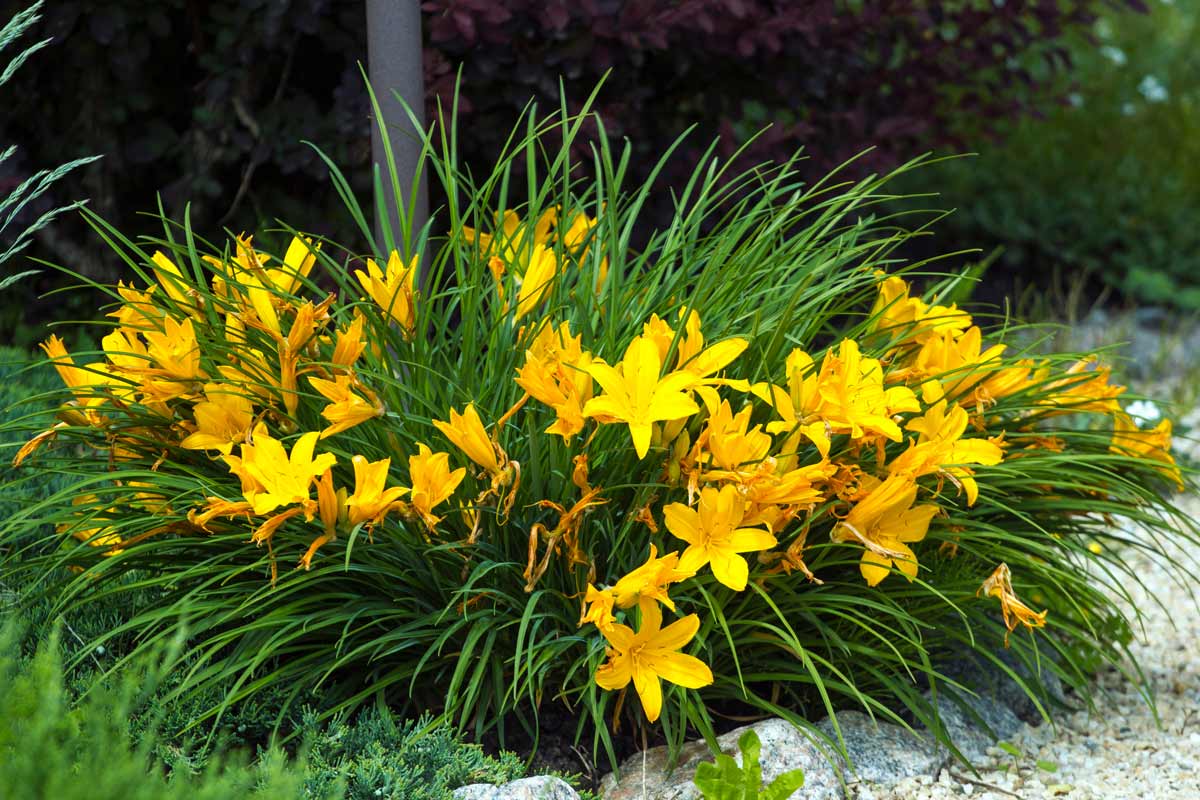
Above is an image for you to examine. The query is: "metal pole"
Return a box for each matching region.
[365,0,428,256]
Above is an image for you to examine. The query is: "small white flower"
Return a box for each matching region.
[1138,75,1169,103]
[1100,45,1127,65]
[1126,399,1161,422]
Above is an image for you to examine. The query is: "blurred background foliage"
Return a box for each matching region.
[2,0,1184,349]
[910,0,1200,313]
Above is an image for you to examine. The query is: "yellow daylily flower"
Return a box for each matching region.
[355,250,418,338]
[832,474,937,586]
[642,310,748,380]
[180,383,256,454]
[346,455,410,528]
[1037,357,1125,415]
[609,544,695,611]
[695,401,772,476]
[40,335,117,410]
[908,326,1029,409]
[515,321,594,441]
[739,458,834,511]
[308,375,382,438]
[663,484,778,591]
[870,274,971,346]
[331,313,367,368]
[1110,412,1184,489]
[101,329,151,383]
[301,469,346,570]
[275,234,321,295]
[217,345,275,402]
[107,281,163,330]
[888,400,1005,505]
[594,599,713,723]
[150,250,197,312]
[230,431,337,516]
[581,584,618,631]
[432,403,502,474]
[757,341,919,454]
[463,208,550,247]
[513,243,559,320]
[582,335,700,459]
[559,207,608,289]
[408,443,466,532]
[978,563,1048,645]
[142,316,207,382]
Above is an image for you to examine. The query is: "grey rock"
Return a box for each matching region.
[817,711,939,784]
[940,648,1065,725]
[925,686,1022,765]
[453,776,580,800]
[600,717,841,800]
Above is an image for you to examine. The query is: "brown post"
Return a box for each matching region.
[365,0,428,256]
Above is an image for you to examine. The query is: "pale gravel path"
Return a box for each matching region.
[850,495,1200,800]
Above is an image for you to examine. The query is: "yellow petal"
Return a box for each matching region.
[709,549,749,591]
[860,550,891,586]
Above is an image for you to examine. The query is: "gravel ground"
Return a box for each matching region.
[850,494,1200,800]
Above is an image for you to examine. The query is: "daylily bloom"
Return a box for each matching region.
[181,383,256,454]
[756,340,918,454]
[609,545,695,610]
[100,328,146,371]
[664,484,777,591]
[433,403,502,475]
[832,474,937,586]
[331,313,367,368]
[355,250,418,338]
[462,207,557,259]
[642,310,748,382]
[1037,357,1125,415]
[594,598,713,723]
[888,400,1005,505]
[515,321,594,441]
[298,469,346,570]
[559,207,608,289]
[345,455,410,528]
[977,563,1048,645]
[142,315,207,382]
[308,374,382,438]
[205,235,283,335]
[696,401,772,476]
[273,234,321,295]
[907,327,1029,409]
[583,335,700,459]
[581,584,618,631]
[40,335,117,412]
[107,281,163,330]
[150,250,199,313]
[408,443,466,532]
[513,243,559,320]
[1110,411,1184,489]
[217,345,276,402]
[870,274,971,346]
[230,431,337,516]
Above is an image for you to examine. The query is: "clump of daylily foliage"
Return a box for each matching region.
[2,104,1194,768]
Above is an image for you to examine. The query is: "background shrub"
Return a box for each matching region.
[0,622,332,800]
[0,0,1138,303]
[906,1,1200,310]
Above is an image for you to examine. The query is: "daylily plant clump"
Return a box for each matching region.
[3,117,1192,763]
